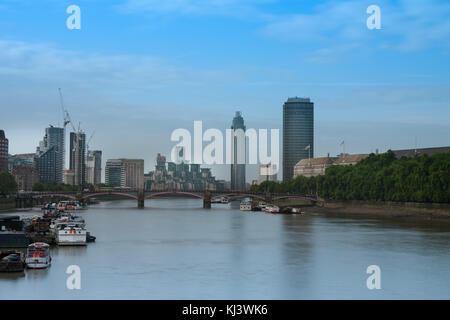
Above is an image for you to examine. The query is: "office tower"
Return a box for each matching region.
[282,97,314,181]
[0,130,8,172]
[69,132,86,186]
[123,159,144,189]
[105,159,144,189]
[105,159,125,187]
[86,150,102,185]
[36,147,57,183]
[230,111,246,190]
[36,126,64,183]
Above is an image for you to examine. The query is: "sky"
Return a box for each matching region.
[1,0,449,181]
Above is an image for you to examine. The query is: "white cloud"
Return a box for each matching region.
[263,0,450,54]
[0,39,236,91]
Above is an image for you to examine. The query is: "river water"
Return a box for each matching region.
[1,198,450,299]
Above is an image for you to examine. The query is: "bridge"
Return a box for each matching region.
[24,189,317,209]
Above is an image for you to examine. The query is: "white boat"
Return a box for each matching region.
[25,243,51,269]
[265,205,280,214]
[56,222,87,246]
[258,201,267,210]
[221,197,229,204]
[57,200,83,211]
[240,202,252,211]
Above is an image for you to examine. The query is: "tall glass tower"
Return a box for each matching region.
[231,111,246,190]
[282,97,314,181]
[70,132,86,186]
[37,126,65,183]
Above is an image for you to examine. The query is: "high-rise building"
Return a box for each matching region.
[105,159,125,187]
[36,126,64,184]
[69,132,86,186]
[282,97,314,181]
[123,159,144,189]
[86,150,102,185]
[36,147,58,183]
[0,130,8,172]
[230,111,246,190]
[105,159,144,189]
[37,126,65,183]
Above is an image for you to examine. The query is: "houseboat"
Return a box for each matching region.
[55,222,87,246]
[240,201,252,211]
[25,243,51,269]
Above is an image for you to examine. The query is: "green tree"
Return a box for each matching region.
[0,171,18,196]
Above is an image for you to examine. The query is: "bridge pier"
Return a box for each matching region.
[265,192,272,204]
[76,191,84,205]
[138,189,145,209]
[203,191,211,209]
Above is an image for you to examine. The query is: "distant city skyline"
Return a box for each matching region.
[1,0,450,181]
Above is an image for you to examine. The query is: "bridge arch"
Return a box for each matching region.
[82,192,138,200]
[272,195,316,201]
[144,191,204,200]
[32,193,77,200]
[212,193,266,201]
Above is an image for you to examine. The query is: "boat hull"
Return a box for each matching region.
[56,233,87,246]
[25,258,51,269]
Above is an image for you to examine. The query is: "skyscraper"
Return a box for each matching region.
[282,97,314,181]
[105,159,125,187]
[37,126,64,183]
[36,147,58,183]
[86,150,102,185]
[230,111,246,190]
[70,132,86,186]
[0,130,8,172]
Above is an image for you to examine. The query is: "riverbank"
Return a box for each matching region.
[0,198,15,212]
[310,200,450,221]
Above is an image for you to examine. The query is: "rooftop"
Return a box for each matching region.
[287,97,311,103]
[335,153,370,164]
[295,157,334,167]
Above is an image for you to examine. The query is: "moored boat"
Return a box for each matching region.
[265,205,280,214]
[0,250,25,273]
[55,222,87,246]
[240,201,252,211]
[25,243,51,269]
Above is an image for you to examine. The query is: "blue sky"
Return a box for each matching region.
[1,0,449,180]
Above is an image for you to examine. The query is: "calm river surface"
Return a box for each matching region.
[1,199,450,299]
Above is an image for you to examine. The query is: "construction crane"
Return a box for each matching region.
[86,130,95,152]
[58,88,84,185]
[58,88,72,130]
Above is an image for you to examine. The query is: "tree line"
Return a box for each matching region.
[250,151,450,203]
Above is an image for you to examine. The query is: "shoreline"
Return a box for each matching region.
[308,200,450,221]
